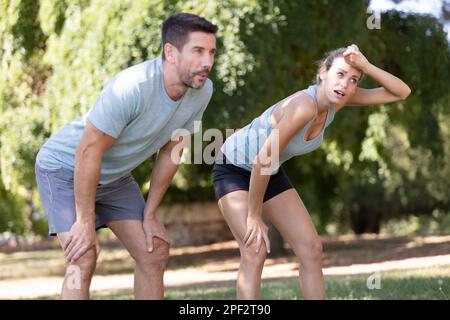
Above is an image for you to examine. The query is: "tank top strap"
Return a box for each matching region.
[302,84,320,117]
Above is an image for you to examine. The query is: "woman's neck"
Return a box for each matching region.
[315,84,330,113]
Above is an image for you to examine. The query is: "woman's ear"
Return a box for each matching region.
[319,66,327,82]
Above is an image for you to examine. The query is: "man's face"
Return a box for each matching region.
[174,32,217,89]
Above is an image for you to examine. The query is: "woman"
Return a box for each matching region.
[212,44,411,299]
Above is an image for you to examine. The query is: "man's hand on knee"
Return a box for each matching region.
[142,217,170,252]
[63,220,96,263]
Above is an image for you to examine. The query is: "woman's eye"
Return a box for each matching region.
[351,78,357,84]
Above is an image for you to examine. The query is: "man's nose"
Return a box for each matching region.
[201,53,214,69]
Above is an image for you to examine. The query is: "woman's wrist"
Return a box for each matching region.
[248,210,262,219]
[361,62,375,74]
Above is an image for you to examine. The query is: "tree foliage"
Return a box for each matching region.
[1,0,449,236]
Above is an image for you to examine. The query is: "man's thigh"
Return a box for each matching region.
[35,164,77,236]
[35,164,144,235]
[95,174,145,228]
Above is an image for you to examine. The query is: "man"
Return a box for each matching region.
[35,12,217,299]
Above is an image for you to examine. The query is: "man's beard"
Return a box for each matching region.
[179,67,210,89]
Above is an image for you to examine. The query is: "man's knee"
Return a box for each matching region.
[65,247,97,282]
[134,237,170,270]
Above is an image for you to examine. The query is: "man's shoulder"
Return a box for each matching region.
[205,78,213,92]
[115,57,162,85]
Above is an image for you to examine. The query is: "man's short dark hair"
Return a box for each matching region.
[162,13,218,59]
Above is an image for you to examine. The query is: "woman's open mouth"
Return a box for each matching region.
[333,89,346,98]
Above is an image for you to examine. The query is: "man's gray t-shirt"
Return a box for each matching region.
[36,57,213,184]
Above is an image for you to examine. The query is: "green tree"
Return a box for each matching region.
[1,0,449,239]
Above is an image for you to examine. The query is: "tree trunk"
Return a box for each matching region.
[350,207,381,234]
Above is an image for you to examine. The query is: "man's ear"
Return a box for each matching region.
[164,43,177,63]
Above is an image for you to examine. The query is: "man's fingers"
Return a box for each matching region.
[65,242,79,262]
[146,233,154,252]
[70,245,89,263]
[62,235,73,251]
[64,239,78,260]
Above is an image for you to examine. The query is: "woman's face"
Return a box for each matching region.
[321,56,362,106]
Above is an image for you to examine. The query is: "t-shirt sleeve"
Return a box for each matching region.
[183,80,213,135]
[87,77,140,138]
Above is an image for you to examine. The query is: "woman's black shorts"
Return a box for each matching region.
[212,155,294,202]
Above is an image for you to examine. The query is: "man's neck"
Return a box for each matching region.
[162,60,188,101]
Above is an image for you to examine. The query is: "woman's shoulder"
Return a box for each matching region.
[281,90,317,117]
[270,90,316,129]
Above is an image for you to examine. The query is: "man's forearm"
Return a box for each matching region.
[74,148,102,223]
[143,150,179,219]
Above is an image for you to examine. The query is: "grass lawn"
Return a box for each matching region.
[88,265,449,300]
[2,234,450,300]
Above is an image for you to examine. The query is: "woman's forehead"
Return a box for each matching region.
[331,57,362,76]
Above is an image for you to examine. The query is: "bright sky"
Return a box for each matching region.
[369,0,450,40]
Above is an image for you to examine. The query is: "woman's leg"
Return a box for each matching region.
[263,189,326,299]
[218,190,267,299]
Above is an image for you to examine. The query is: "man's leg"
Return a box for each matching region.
[34,164,98,299]
[106,220,170,299]
[56,232,97,299]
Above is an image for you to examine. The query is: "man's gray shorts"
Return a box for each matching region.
[35,163,145,236]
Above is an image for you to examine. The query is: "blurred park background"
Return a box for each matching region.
[0,0,449,299]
